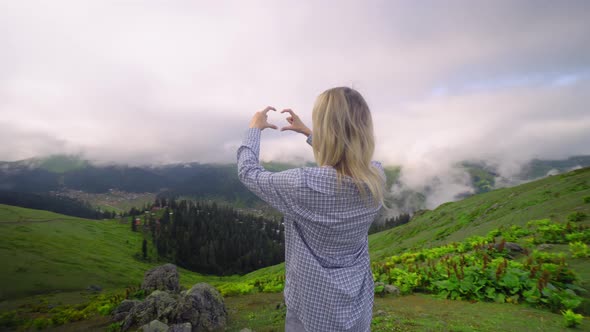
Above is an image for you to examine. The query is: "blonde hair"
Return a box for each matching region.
[311,87,384,205]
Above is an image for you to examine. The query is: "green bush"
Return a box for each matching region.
[583,196,590,204]
[261,283,284,293]
[562,309,583,328]
[368,218,586,313]
[541,285,582,312]
[374,284,385,294]
[565,230,590,243]
[106,322,122,332]
[217,282,255,296]
[98,303,115,316]
[32,317,51,329]
[567,212,587,222]
[48,306,87,326]
[569,242,589,258]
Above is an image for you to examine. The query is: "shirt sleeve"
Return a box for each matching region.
[306,134,312,146]
[237,128,300,214]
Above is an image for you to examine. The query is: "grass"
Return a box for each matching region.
[0,204,209,304]
[222,292,586,331]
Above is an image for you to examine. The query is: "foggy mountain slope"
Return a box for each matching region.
[369,165,590,260]
[1,154,590,215]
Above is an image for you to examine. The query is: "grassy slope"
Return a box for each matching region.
[0,205,208,302]
[369,167,590,260]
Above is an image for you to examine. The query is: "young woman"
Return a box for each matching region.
[237,87,385,331]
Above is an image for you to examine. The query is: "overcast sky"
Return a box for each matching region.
[1,0,589,178]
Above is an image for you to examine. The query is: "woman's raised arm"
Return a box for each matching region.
[237,107,302,214]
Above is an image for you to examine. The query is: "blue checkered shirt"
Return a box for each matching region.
[237,128,384,331]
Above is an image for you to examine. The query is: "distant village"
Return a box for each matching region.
[50,188,156,214]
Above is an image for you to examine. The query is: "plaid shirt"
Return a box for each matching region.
[237,128,384,331]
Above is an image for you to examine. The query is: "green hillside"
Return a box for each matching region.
[1,167,589,330]
[0,205,209,302]
[369,167,590,260]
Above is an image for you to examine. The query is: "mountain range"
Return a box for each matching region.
[1,154,589,214]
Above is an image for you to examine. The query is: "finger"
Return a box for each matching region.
[281,109,296,117]
[262,106,276,114]
[267,124,278,130]
[287,116,293,123]
[280,125,294,132]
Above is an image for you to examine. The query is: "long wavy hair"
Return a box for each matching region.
[311,87,384,206]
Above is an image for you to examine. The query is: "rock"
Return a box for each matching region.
[239,329,254,332]
[538,244,552,251]
[122,291,177,331]
[384,285,400,296]
[142,264,181,294]
[141,319,169,332]
[375,310,387,316]
[174,283,227,331]
[112,299,141,322]
[494,242,524,257]
[87,284,102,292]
[168,322,192,332]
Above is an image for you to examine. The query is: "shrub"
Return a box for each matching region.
[567,212,587,222]
[374,284,385,294]
[388,269,421,294]
[583,196,590,204]
[562,309,583,328]
[32,317,51,329]
[98,303,115,316]
[106,322,122,332]
[261,283,284,293]
[129,288,146,300]
[217,283,255,296]
[565,230,590,243]
[541,285,582,312]
[569,242,589,258]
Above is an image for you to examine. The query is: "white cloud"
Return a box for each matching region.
[0,1,589,197]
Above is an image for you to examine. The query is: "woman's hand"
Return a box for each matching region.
[249,106,279,130]
[280,109,312,136]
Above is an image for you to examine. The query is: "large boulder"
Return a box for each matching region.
[142,264,181,293]
[174,283,227,331]
[112,299,141,322]
[384,285,400,296]
[122,291,177,331]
